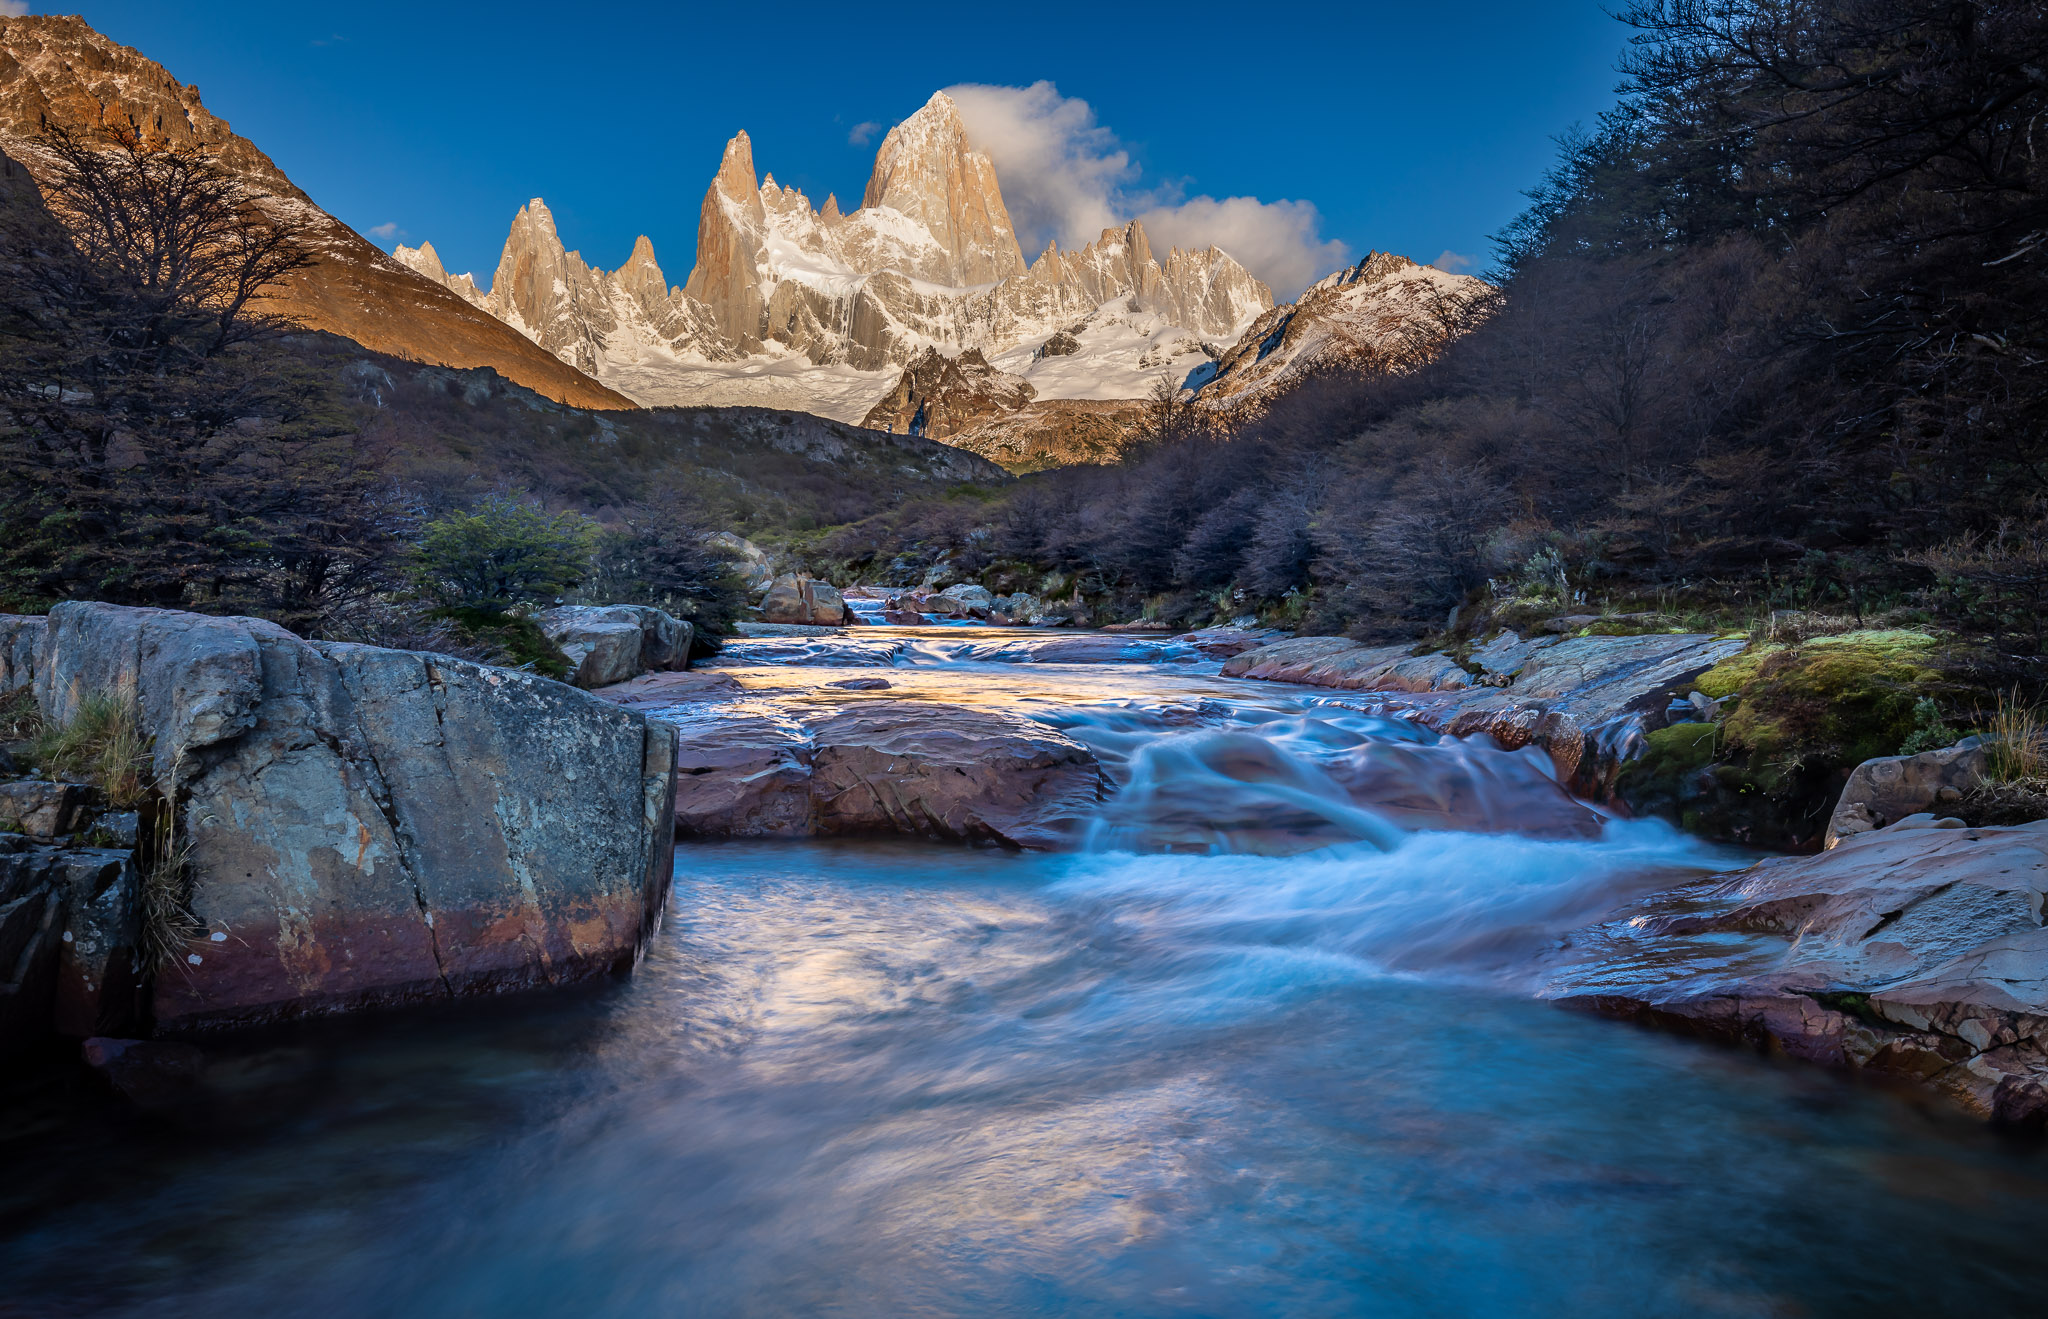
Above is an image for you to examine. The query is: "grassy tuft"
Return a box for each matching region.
[1986,690,2046,783]
[140,810,204,971]
[27,693,151,807]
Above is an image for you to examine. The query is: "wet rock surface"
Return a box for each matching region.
[1542,816,2048,1125]
[807,702,1102,849]
[81,1035,205,1109]
[0,839,142,1049]
[1223,631,1748,799]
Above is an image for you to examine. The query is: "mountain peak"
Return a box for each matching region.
[714,131,756,199]
[860,90,1025,286]
[393,241,447,282]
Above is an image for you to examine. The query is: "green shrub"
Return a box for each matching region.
[411,495,597,614]
[1897,697,1963,756]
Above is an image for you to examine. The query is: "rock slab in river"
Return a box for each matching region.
[1224,631,1747,798]
[658,701,1102,849]
[1546,815,2048,1124]
[809,703,1102,849]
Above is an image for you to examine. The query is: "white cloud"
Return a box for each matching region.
[0,3,33,17]
[1138,197,1350,304]
[847,121,882,146]
[1432,250,1479,274]
[942,80,1349,298]
[368,222,404,240]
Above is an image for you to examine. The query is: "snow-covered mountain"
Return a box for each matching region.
[907,252,1495,470]
[403,93,1274,423]
[1191,252,1490,414]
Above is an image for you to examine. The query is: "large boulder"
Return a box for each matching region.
[1544,816,2048,1125]
[1825,740,1989,847]
[759,575,847,627]
[707,532,775,592]
[541,604,693,689]
[26,603,677,1033]
[545,615,642,689]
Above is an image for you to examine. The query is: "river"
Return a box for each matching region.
[3,631,2045,1316]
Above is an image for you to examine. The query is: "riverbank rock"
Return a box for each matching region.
[760,575,848,627]
[540,605,693,689]
[1172,626,1287,659]
[1,612,42,689]
[1544,816,2048,1125]
[18,602,678,1035]
[1825,740,1988,848]
[0,781,89,838]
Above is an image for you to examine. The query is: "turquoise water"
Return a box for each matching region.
[5,835,2046,1317]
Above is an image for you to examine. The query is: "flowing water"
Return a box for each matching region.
[4,633,2046,1317]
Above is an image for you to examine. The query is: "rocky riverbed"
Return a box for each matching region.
[5,617,2048,1318]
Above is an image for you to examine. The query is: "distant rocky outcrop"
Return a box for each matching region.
[0,603,677,1047]
[0,14,632,410]
[759,575,849,627]
[861,347,1036,439]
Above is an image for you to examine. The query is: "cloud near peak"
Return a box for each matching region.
[942,80,1348,299]
[0,2,33,17]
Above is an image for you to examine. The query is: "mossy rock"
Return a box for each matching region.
[1619,631,1952,849]
[1700,630,1943,767]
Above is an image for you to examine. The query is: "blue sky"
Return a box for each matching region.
[49,0,1628,297]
